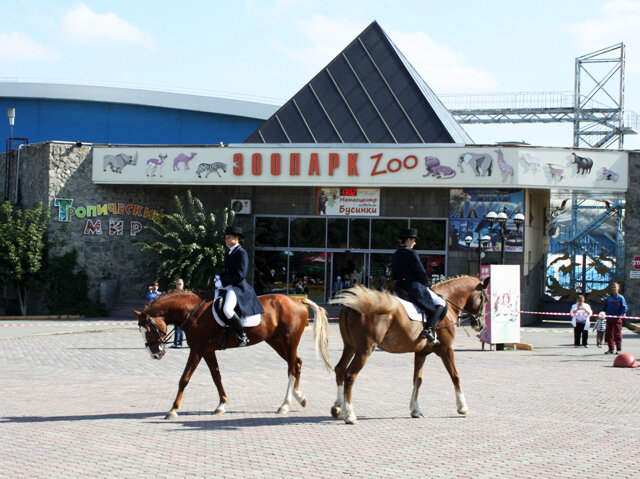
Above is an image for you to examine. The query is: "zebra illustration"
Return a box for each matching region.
[196,162,227,178]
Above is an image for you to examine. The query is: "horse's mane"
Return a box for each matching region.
[432,275,476,289]
[143,289,212,312]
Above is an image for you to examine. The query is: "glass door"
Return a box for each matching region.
[328,252,367,300]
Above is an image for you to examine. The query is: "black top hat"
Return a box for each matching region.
[225,226,244,238]
[398,227,418,239]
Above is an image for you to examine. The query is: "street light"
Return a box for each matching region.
[485,211,525,264]
[464,233,492,273]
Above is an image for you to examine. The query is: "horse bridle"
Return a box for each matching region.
[437,285,487,330]
[141,298,208,348]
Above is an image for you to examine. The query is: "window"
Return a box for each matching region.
[290,217,326,248]
[371,219,408,249]
[255,217,288,247]
[327,218,348,248]
[349,218,369,249]
[410,219,446,251]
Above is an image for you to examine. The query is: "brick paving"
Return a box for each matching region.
[0,321,639,479]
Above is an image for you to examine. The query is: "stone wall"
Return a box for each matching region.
[623,151,640,314]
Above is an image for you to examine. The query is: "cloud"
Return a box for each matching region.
[272,15,497,93]
[0,32,59,60]
[389,29,498,93]
[570,0,640,71]
[61,3,154,47]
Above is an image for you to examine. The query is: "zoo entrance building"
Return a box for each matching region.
[1,22,635,320]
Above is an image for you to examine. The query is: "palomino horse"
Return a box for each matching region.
[134,291,332,419]
[329,275,488,424]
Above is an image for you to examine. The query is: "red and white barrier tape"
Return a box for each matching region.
[520,311,639,320]
[0,321,137,327]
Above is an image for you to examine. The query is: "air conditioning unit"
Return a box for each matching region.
[231,199,252,214]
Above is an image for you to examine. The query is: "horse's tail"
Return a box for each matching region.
[300,297,333,372]
[330,284,400,317]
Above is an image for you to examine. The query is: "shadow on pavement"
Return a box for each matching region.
[0,411,166,423]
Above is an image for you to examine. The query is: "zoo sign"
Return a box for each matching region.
[92,145,628,192]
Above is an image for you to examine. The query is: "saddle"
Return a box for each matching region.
[393,286,448,323]
[212,289,261,327]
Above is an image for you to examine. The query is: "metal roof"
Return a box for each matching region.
[0,80,278,120]
[245,21,472,144]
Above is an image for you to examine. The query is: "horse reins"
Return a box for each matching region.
[436,290,487,330]
[144,298,208,346]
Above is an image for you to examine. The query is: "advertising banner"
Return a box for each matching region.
[449,189,524,253]
[316,188,380,216]
[92,145,628,191]
[486,264,521,344]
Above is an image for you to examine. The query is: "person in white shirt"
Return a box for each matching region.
[570,294,592,348]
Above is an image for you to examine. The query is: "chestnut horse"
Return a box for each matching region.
[329,275,488,424]
[134,290,332,419]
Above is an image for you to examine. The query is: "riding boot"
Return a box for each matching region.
[420,305,446,344]
[228,313,249,347]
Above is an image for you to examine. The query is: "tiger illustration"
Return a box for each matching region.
[196,162,227,178]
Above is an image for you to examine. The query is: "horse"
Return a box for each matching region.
[329,275,489,424]
[134,290,332,419]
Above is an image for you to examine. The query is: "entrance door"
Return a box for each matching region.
[328,252,367,301]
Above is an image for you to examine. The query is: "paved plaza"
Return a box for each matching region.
[1,318,639,479]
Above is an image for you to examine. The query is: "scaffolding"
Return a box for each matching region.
[440,44,636,148]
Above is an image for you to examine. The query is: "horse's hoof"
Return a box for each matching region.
[458,407,470,416]
[277,405,289,414]
[345,414,358,425]
[330,406,341,420]
[214,407,225,415]
[411,409,424,418]
[164,411,178,420]
[300,397,307,408]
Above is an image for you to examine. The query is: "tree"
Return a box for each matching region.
[0,201,50,315]
[138,191,235,289]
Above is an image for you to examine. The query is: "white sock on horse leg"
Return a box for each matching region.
[277,374,295,413]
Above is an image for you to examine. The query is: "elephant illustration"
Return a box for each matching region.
[458,152,493,177]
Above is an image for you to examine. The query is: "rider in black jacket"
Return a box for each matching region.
[391,228,446,344]
[214,226,264,346]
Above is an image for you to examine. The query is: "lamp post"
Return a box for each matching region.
[7,108,15,143]
[464,233,492,273]
[485,211,525,264]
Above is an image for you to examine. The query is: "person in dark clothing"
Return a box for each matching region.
[214,226,264,347]
[603,281,628,354]
[391,228,446,344]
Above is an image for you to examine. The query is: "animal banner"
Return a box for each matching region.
[92,146,628,191]
[449,189,524,252]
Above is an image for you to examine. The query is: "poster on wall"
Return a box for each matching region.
[316,188,380,216]
[449,189,524,252]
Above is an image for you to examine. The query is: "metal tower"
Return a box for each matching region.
[574,43,626,149]
[440,43,637,149]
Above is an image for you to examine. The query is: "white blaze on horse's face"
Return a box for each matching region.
[139,324,165,360]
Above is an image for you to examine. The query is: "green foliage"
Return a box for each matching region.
[138,190,235,289]
[0,201,50,288]
[0,201,50,315]
[45,250,108,317]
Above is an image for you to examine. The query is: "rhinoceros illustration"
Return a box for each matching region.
[103,152,138,173]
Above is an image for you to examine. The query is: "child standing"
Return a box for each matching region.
[570,294,592,348]
[592,311,607,348]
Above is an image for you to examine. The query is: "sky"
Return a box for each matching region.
[2,0,640,148]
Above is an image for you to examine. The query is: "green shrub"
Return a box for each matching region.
[45,250,108,317]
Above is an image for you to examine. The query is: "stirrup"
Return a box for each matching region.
[420,327,439,344]
[237,334,249,347]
